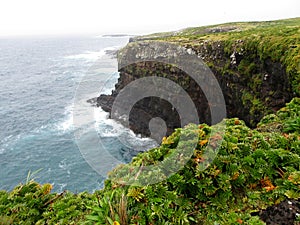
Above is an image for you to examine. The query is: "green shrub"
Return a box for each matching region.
[88,98,300,224]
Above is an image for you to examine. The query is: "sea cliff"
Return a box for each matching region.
[97,18,299,138]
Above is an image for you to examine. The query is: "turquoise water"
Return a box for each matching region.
[0,36,156,192]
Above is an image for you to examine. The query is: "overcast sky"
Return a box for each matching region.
[0,0,299,37]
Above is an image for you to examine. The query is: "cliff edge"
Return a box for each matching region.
[96,18,300,139]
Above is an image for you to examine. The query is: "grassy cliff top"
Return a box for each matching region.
[132,17,300,96]
[134,17,300,42]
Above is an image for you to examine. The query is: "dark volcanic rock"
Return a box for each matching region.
[87,97,98,106]
[259,199,300,225]
[97,61,209,138]
[104,49,118,58]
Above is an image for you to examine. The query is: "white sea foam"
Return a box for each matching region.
[93,106,109,123]
[0,135,12,151]
[65,51,105,61]
[61,114,74,131]
[0,134,21,154]
[93,107,157,151]
[56,104,74,132]
[58,160,70,175]
[57,183,67,193]
[64,46,119,61]
[94,106,125,137]
[58,162,66,169]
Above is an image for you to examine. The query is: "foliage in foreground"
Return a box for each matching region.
[0,99,299,225]
[0,182,96,224]
[88,97,300,225]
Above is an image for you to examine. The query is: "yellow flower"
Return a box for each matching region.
[42,183,53,195]
[162,136,174,145]
[199,139,208,146]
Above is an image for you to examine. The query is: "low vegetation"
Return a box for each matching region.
[0,97,299,224]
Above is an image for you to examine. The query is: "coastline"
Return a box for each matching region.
[1,18,300,224]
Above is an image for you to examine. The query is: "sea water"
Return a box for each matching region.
[0,35,157,192]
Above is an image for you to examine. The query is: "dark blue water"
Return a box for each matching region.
[0,36,156,192]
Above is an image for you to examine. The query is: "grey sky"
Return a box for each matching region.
[0,0,299,37]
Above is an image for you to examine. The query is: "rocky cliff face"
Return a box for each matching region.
[98,60,210,139]
[96,20,299,140]
[187,39,293,126]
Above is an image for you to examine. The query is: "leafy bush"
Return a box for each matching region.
[0,180,96,224]
[88,98,300,224]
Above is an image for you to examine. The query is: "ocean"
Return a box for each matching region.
[0,35,157,193]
